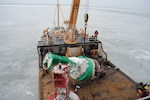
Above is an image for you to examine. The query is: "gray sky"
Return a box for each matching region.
[0,0,150,11]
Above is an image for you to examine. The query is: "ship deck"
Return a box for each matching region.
[39,63,137,100]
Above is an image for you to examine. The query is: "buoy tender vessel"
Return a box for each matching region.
[37,0,150,100]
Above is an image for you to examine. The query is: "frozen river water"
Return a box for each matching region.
[0,4,150,100]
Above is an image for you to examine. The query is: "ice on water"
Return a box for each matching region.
[0,3,150,100]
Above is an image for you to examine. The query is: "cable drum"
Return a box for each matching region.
[66,46,84,57]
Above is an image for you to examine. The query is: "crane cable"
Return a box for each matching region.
[84,0,89,23]
[84,0,89,43]
[85,0,89,13]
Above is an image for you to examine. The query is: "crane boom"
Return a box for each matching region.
[68,0,80,29]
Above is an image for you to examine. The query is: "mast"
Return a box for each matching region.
[57,0,59,27]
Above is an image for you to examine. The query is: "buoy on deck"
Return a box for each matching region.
[43,52,105,82]
[48,64,80,100]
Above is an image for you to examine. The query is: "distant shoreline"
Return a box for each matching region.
[1,4,149,17]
